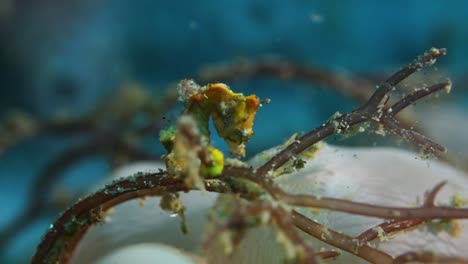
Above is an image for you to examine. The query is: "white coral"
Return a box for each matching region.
[71,144,468,264]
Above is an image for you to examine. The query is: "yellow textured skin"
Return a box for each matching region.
[186,83,260,157]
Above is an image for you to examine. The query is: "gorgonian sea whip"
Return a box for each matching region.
[32,48,468,264]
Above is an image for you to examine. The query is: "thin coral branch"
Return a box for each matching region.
[356,181,448,243]
[389,82,451,116]
[291,210,394,264]
[256,48,447,175]
[380,117,445,152]
[283,189,468,220]
[31,169,236,264]
[32,172,185,264]
[363,48,446,112]
[379,81,451,152]
[294,211,468,264]
[237,172,468,220]
[315,250,341,260]
[255,111,366,176]
[424,181,448,207]
[292,182,467,264]
[356,219,425,243]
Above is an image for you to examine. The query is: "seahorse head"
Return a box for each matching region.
[204,83,260,157]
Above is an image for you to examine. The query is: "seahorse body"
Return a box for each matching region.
[183,83,260,157]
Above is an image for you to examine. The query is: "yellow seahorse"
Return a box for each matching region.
[160,80,262,177]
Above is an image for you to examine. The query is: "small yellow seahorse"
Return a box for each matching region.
[160,80,262,178]
[182,81,260,157]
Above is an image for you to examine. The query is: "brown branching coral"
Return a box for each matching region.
[28,48,468,264]
[197,54,461,168]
